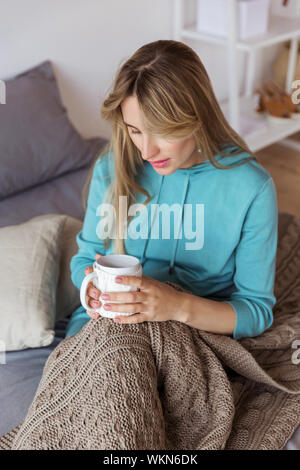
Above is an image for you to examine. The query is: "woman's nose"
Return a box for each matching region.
[141,136,159,160]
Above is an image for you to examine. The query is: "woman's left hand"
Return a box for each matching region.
[100,274,184,324]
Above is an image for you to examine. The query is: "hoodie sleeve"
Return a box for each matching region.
[70,157,110,290]
[223,177,278,340]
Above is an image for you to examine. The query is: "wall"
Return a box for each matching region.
[0,0,281,140]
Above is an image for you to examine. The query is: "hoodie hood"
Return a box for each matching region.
[139,147,256,275]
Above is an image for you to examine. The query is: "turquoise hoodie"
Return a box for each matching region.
[66,146,278,340]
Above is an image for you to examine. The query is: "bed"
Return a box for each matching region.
[0,154,106,437]
[0,60,299,450]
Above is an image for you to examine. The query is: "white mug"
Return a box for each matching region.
[80,254,143,318]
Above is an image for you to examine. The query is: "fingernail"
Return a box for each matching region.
[104,304,112,310]
[115,277,123,283]
[101,294,110,300]
[114,318,121,323]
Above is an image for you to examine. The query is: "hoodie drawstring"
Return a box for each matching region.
[140,174,164,268]
[139,172,190,277]
[168,174,190,275]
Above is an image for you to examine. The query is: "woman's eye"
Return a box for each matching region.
[131,130,140,135]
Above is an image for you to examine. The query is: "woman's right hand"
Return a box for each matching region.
[84,254,103,319]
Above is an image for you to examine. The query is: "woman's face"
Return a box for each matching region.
[121,95,204,174]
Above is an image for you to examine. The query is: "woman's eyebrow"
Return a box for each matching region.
[124,122,140,130]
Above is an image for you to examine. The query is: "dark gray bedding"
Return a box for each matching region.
[0,319,68,436]
[0,164,89,228]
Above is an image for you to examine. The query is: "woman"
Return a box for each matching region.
[8,39,280,452]
[66,39,278,342]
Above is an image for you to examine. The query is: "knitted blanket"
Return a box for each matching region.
[1,212,300,450]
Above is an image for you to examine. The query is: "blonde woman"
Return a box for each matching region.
[66,40,278,343]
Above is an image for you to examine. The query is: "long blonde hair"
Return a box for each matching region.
[83,40,257,255]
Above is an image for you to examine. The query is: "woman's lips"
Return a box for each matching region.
[149,158,170,168]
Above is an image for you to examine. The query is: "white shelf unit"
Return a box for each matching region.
[173,0,300,152]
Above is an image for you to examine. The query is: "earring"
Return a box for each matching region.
[197,147,202,153]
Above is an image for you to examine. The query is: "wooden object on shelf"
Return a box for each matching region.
[255,80,298,118]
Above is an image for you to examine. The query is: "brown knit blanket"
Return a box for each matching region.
[1,211,300,450]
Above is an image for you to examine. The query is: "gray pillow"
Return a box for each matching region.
[0,60,106,200]
[0,214,67,351]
